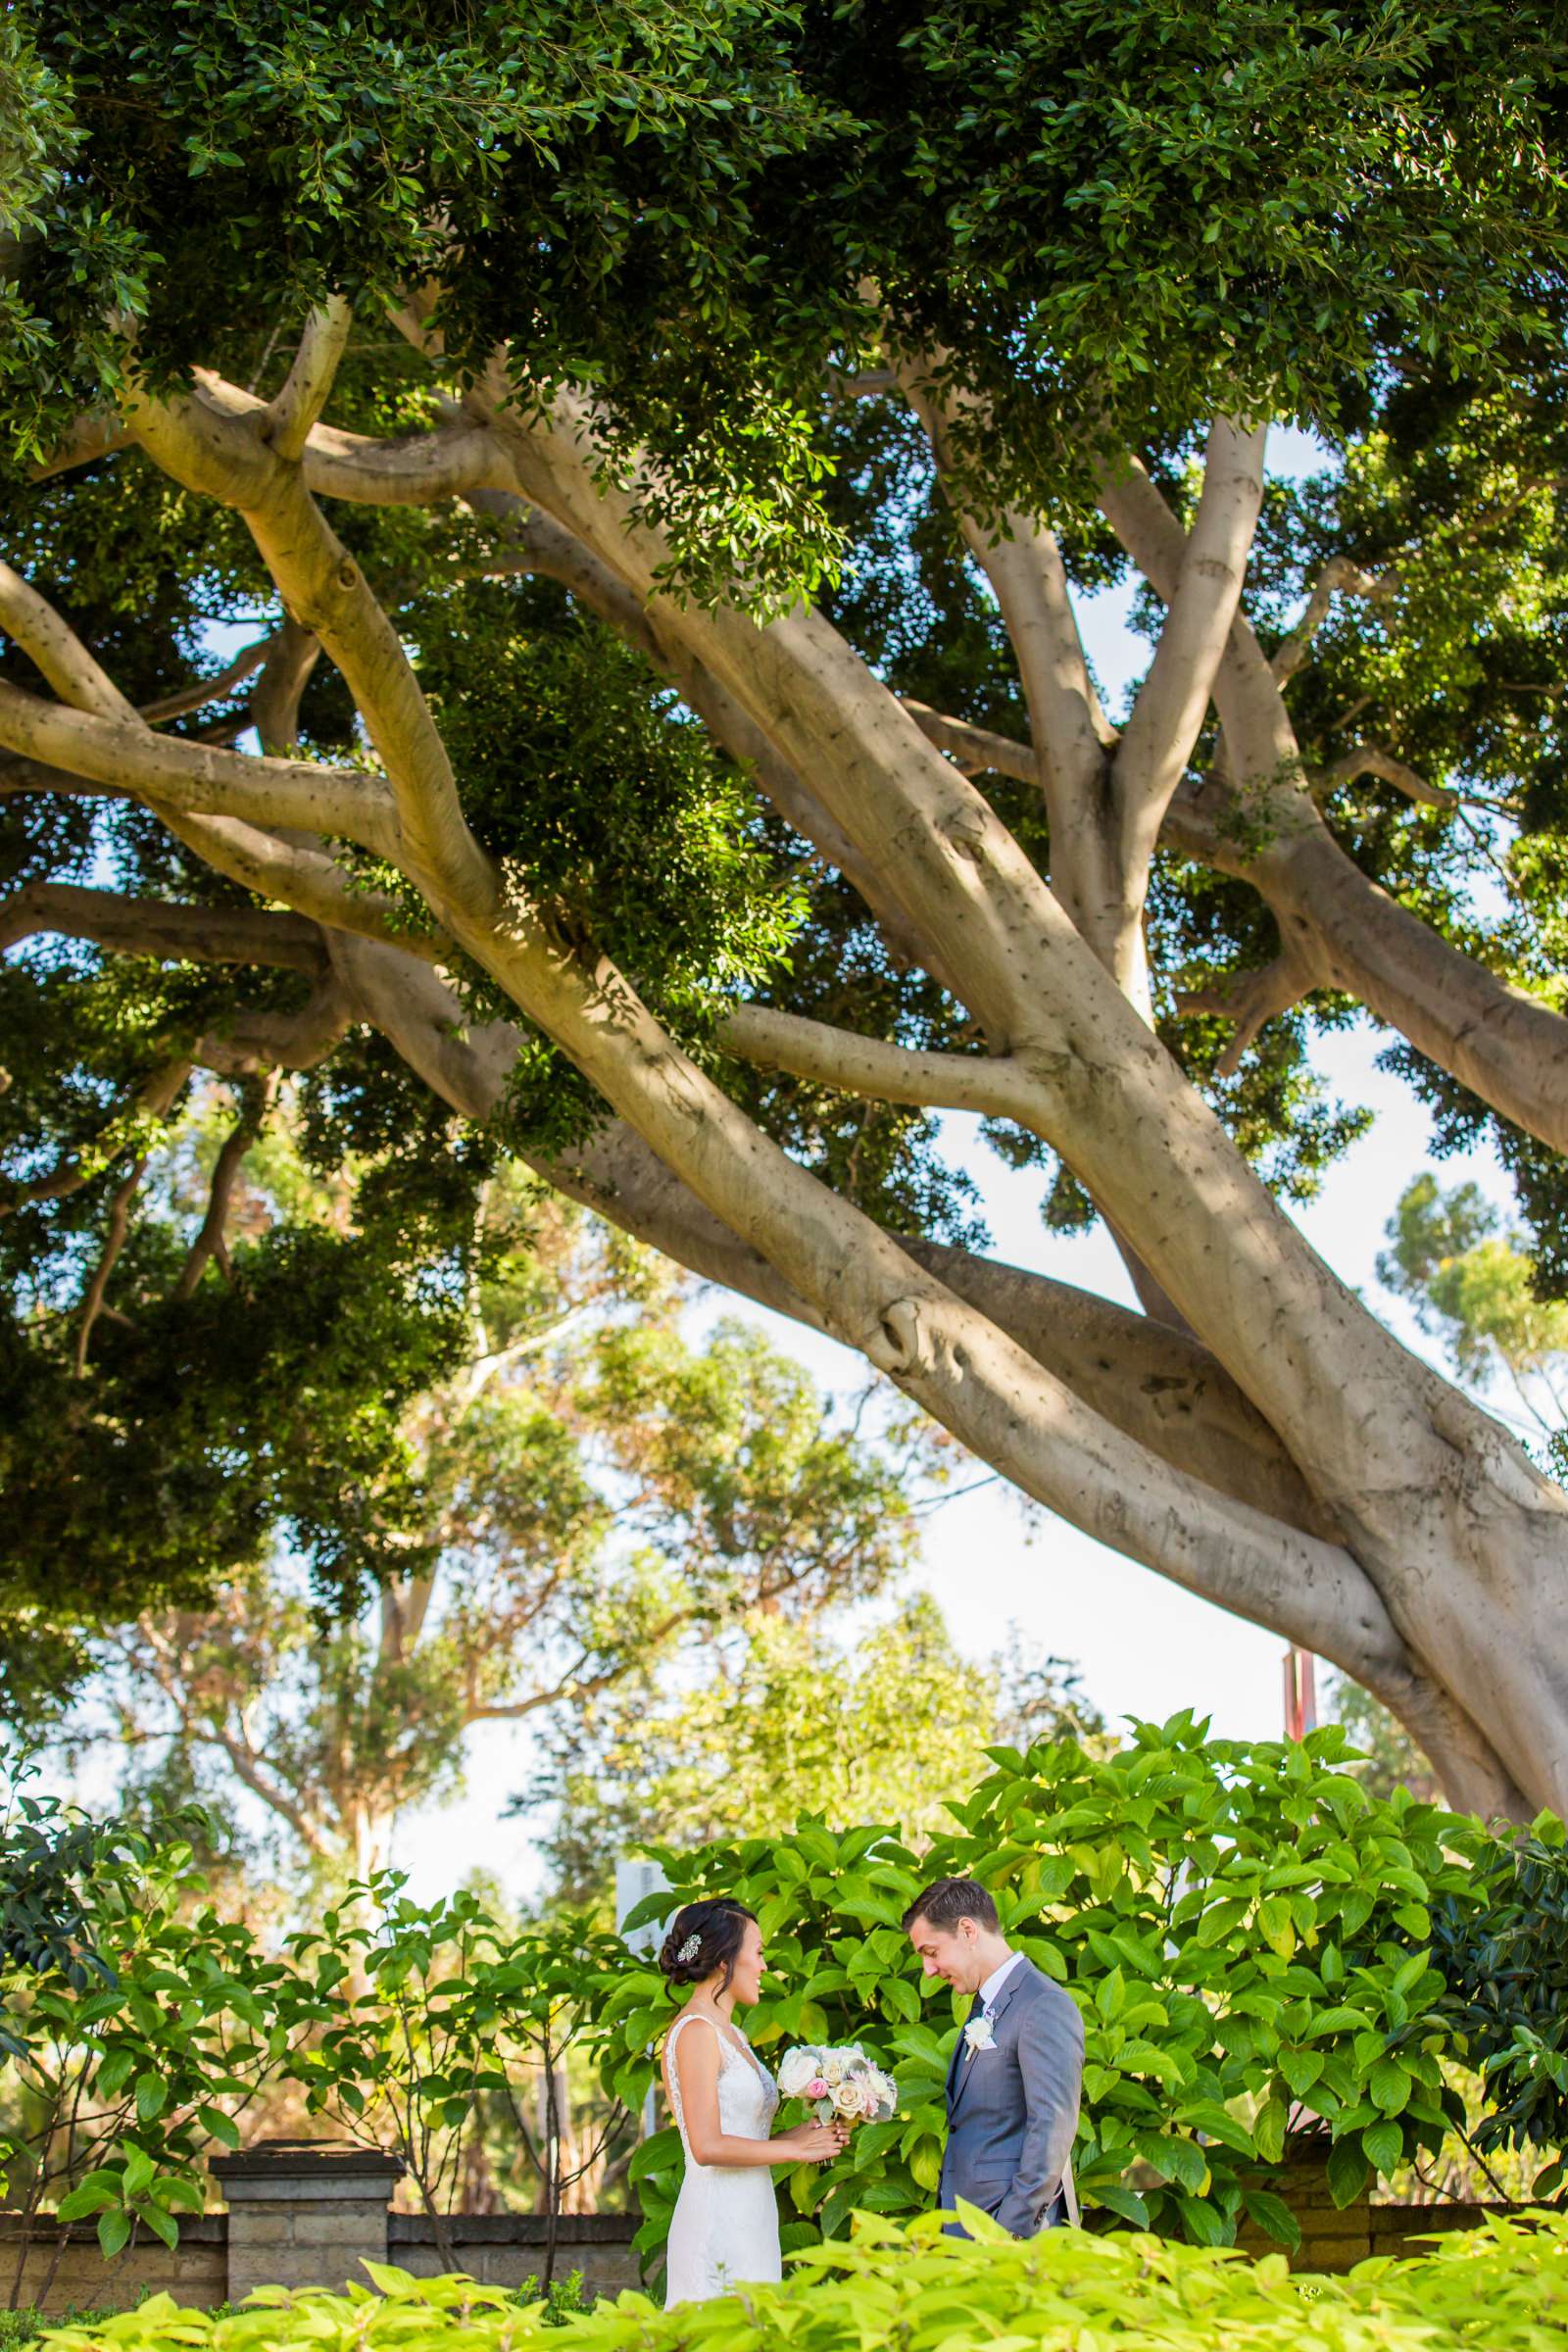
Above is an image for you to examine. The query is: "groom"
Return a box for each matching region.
[904,1876,1083,2238]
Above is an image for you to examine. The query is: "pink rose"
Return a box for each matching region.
[807,2077,829,2098]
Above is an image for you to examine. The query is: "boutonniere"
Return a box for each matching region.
[962,2016,996,2060]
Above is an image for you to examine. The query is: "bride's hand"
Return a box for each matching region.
[777,2119,851,2165]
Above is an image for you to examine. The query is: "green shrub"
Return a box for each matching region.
[0,2313,114,2350]
[592,1718,1559,2263]
[34,2212,1568,2352]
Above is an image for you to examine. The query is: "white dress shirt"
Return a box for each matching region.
[978,1949,1025,2017]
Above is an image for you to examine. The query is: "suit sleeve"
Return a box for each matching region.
[996,1987,1084,2237]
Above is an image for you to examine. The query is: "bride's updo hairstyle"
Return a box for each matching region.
[659,1898,757,1990]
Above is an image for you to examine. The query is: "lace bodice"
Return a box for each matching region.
[662,2013,781,2305]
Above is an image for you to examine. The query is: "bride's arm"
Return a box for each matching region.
[670,2025,845,2169]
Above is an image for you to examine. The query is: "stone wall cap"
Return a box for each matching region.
[210,2138,406,2182]
[387,2214,638,2246]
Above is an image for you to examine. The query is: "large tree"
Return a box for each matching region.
[4,0,1568,1815]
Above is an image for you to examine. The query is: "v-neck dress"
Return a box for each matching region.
[662,2013,781,2304]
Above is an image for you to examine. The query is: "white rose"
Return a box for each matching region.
[819,2053,847,2086]
[776,2047,820,2098]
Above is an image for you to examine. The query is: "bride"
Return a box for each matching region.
[658,1897,848,2305]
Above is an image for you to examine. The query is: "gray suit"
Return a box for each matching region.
[939,1955,1084,2238]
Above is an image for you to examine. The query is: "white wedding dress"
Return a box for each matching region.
[663,2012,782,2305]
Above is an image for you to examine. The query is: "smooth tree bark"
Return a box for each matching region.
[6,303,1568,1822]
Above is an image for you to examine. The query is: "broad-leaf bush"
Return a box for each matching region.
[38,2211,1568,2352]
[594,1719,1562,2261]
[0,1815,285,2263]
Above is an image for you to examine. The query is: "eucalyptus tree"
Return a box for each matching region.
[57,1165,928,1889]
[5,0,1568,1814]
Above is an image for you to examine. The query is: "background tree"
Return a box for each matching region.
[4,0,1568,1815]
[1378,1176,1568,1477]
[532,1592,1104,1902]
[41,1123,934,1891]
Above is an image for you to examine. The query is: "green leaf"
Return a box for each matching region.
[56,2173,122,2222]
[1368,2057,1410,2115]
[97,2209,132,2259]
[1241,2186,1300,2250]
[1326,2136,1370,2208]
[134,2073,169,2124]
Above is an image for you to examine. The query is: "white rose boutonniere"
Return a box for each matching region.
[962,2016,996,2059]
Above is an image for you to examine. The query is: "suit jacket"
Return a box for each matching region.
[939,1954,1084,2238]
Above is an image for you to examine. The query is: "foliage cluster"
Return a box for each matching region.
[6,1729,1568,2298]
[0,1816,621,2293]
[37,2210,1568,2352]
[596,1721,1565,2268]
[0,1812,283,2272]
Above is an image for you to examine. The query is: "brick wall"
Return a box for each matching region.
[0,2217,228,2318]
[1234,2155,1508,2273]
[388,2215,644,2300]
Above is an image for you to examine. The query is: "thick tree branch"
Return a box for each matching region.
[140,638,274,725]
[325,931,1337,1544]
[128,380,501,914]
[899,699,1040,785]
[195,975,354,1076]
[900,366,1111,808]
[470,489,964,993]
[266,298,354,463]
[1,882,328,974]
[149,806,454,962]
[30,411,134,481]
[1319,744,1458,813]
[1176,946,1326,1076]
[720,1001,1029,1119]
[1112,417,1267,843]
[1095,449,1568,1152]
[0,560,140,723]
[0,675,397,848]
[249,617,321,755]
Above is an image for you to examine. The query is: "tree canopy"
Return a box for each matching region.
[4,0,1568,1815]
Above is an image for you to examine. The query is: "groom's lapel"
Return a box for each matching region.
[949,1959,1037,2119]
[945,1996,977,2111]
[948,1993,987,2118]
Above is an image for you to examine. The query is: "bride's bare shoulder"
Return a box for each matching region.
[664,2007,722,2063]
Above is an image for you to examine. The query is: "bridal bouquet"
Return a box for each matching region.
[776,2040,899,2126]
